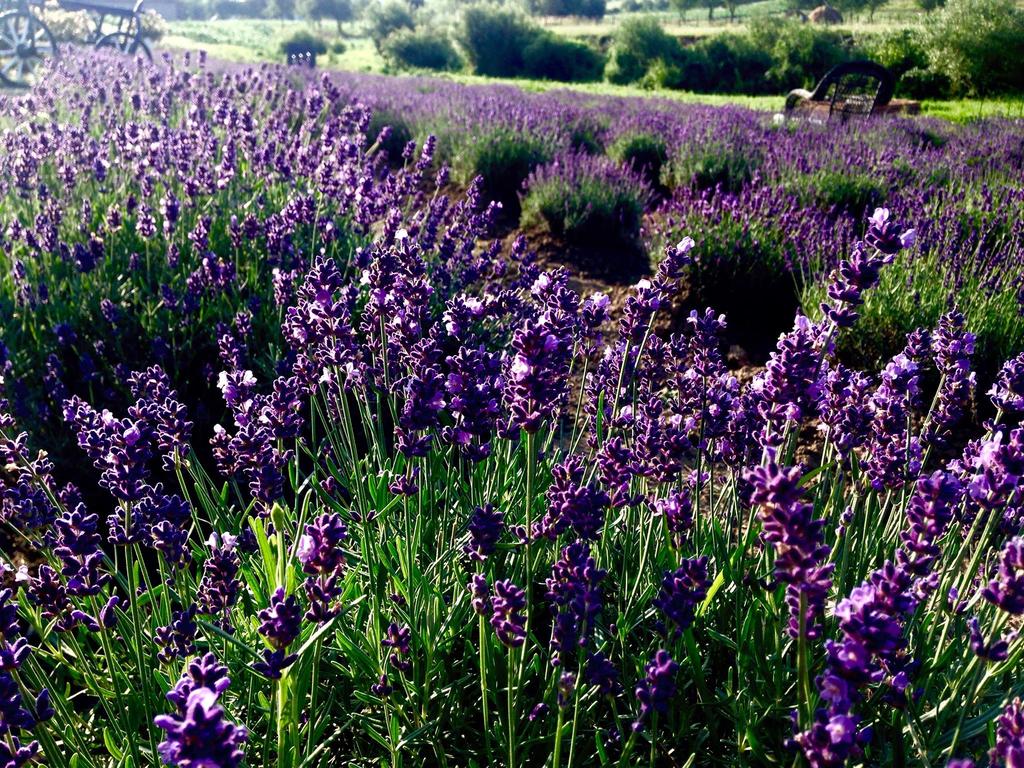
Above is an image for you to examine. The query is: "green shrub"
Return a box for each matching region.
[805,249,1024,375]
[604,16,683,84]
[663,142,762,194]
[528,0,606,19]
[455,6,601,82]
[451,128,556,211]
[366,109,416,163]
[790,169,889,219]
[924,0,1024,96]
[657,211,802,341]
[522,34,605,82]
[457,5,537,77]
[279,30,328,64]
[381,28,462,71]
[521,153,652,250]
[366,0,415,50]
[899,67,953,100]
[862,29,929,78]
[685,33,774,93]
[608,132,668,187]
[862,28,950,98]
[568,116,606,155]
[747,17,857,90]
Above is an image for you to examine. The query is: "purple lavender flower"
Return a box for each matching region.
[155,654,247,768]
[865,346,925,491]
[990,698,1024,767]
[749,316,825,448]
[468,574,490,616]
[653,557,710,637]
[820,241,894,328]
[155,605,198,664]
[53,504,108,597]
[864,208,915,255]
[817,364,873,461]
[545,542,606,666]
[557,672,576,709]
[442,345,501,462]
[196,533,241,633]
[746,463,833,640]
[255,588,301,679]
[464,504,503,562]
[296,512,348,623]
[537,455,609,541]
[983,537,1024,615]
[898,472,962,579]
[632,650,678,732]
[968,616,1011,662]
[990,353,1024,415]
[382,623,413,673]
[924,312,976,448]
[651,489,693,549]
[585,651,621,696]
[503,312,572,434]
[489,579,527,648]
[0,589,47,765]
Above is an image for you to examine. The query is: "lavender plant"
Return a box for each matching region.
[0,50,1021,768]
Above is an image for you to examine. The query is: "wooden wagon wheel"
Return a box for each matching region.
[95,31,151,62]
[0,9,57,88]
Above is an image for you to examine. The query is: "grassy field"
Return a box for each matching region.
[158,10,1024,122]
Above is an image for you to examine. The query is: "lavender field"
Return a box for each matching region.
[0,50,1023,767]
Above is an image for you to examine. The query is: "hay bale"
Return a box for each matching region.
[808,4,843,23]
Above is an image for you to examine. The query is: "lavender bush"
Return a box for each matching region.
[521,151,652,250]
[0,51,1022,768]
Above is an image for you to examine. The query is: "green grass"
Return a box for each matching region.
[159,17,1024,122]
[162,19,383,71]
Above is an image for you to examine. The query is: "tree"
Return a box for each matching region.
[669,0,698,19]
[299,0,354,30]
[863,0,885,20]
[365,0,415,49]
[924,0,1024,95]
[265,0,296,19]
[528,0,606,19]
[833,0,870,18]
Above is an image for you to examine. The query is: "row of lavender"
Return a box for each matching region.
[0,51,1023,767]
[323,70,1024,369]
